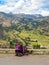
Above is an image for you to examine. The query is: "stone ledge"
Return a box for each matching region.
[0,49,49,54]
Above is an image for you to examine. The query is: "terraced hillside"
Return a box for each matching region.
[0,12,49,48]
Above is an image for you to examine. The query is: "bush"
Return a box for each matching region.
[33,44,40,49]
[10,41,15,49]
[40,47,47,49]
[1,45,7,48]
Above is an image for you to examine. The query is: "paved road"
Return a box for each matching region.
[0,54,49,65]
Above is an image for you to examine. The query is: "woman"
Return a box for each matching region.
[15,43,21,56]
[15,43,23,56]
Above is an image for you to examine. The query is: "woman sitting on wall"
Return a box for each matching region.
[15,43,29,56]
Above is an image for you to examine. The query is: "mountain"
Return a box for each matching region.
[0,12,49,43]
[0,12,49,29]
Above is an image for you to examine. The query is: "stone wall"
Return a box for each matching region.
[29,49,49,55]
[0,49,49,55]
[0,49,15,54]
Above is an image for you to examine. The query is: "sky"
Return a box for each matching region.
[0,0,49,16]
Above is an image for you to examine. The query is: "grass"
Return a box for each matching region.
[19,30,49,47]
[0,30,49,49]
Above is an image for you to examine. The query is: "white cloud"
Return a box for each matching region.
[12,0,42,14]
[41,10,49,16]
[0,0,49,16]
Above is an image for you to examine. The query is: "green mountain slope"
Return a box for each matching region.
[0,12,49,48]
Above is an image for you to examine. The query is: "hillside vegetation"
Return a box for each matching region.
[0,12,49,48]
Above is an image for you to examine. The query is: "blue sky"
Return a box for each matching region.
[0,0,49,16]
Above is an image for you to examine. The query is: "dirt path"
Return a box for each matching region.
[0,54,49,65]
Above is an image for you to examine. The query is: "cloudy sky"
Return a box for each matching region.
[0,0,49,16]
